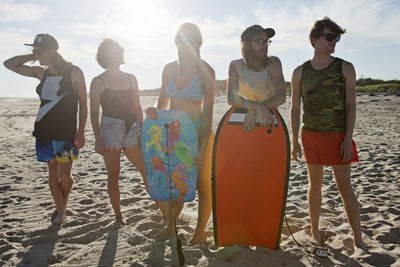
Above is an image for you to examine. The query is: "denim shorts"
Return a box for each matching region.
[36,139,79,163]
[100,116,140,148]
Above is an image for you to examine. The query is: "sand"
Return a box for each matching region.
[0,94,399,266]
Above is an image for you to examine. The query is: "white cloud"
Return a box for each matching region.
[0,0,48,22]
[255,0,400,52]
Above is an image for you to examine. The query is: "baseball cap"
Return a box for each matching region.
[241,25,275,42]
[24,34,59,50]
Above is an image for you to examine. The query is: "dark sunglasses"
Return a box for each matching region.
[251,37,272,46]
[320,33,341,42]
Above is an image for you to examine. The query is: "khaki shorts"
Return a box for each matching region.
[101,116,140,148]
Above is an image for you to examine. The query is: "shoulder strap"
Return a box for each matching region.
[41,68,51,81]
[98,75,107,89]
[127,73,134,88]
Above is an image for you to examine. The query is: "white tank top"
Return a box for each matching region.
[232,57,275,102]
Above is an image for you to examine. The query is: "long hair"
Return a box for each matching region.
[51,52,73,74]
[241,41,270,68]
[175,22,202,61]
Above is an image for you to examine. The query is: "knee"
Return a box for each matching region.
[48,172,59,183]
[60,174,74,186]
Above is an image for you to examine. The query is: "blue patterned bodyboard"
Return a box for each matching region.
[141,110,198,202]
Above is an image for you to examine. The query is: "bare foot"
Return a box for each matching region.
[51,210,58,222]
[155,226,175,241]
[51,209,73,221]
[311,230,322,245]
[52,213,66,225]
[189,231,206,245]
[354,239,367,252]
[115,216,127,225]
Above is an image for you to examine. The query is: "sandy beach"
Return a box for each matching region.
[0,94,399,266]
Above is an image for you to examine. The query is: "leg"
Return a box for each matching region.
[123,145,168,219]
[103,148,126,224]
[154,200,183,241]
[189,133,214,245]
[306,163,324,243]
[332,164,365,249]
[48,161,68,224]
[52,161,74,224]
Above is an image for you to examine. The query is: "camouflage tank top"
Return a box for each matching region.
[301,57,346,133]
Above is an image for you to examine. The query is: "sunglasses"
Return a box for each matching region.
[251,38,272,46]
[320,33,341,42]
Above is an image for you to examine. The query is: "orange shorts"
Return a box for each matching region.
[301,129,359,165]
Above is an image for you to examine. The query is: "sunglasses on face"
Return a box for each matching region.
[251,37,272,46]
[320,33,341,42]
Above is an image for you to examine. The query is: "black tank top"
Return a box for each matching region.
[100,75,137,131]
[33,66,78,141]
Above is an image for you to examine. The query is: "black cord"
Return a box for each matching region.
[165,123,185,266]
[284,214,314,265]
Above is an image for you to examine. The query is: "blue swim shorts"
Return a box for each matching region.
[36,139,79,163]
[100,116,140,148]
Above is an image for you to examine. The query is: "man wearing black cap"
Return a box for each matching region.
[3,33,87,225]
[227,25,286,132]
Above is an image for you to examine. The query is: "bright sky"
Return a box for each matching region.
[1,0,399,97]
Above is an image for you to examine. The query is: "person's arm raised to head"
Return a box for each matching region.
[71,66,88,149]
[3,54,44,80]
[290,65,303,161]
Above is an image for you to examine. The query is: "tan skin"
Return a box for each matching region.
[227,31,286,132]
[3,47,87,225]
[146,30,215,245]
[90,63,150,225]
[290,28,365,250]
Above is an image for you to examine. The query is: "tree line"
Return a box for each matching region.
[140,78,400,96]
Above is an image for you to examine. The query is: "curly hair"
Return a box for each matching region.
[309,17,346,47]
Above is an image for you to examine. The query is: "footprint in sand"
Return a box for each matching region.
[79,199,94,205]
[0,185,11,192]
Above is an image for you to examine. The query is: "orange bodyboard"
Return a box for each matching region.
[212,107,290,249]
